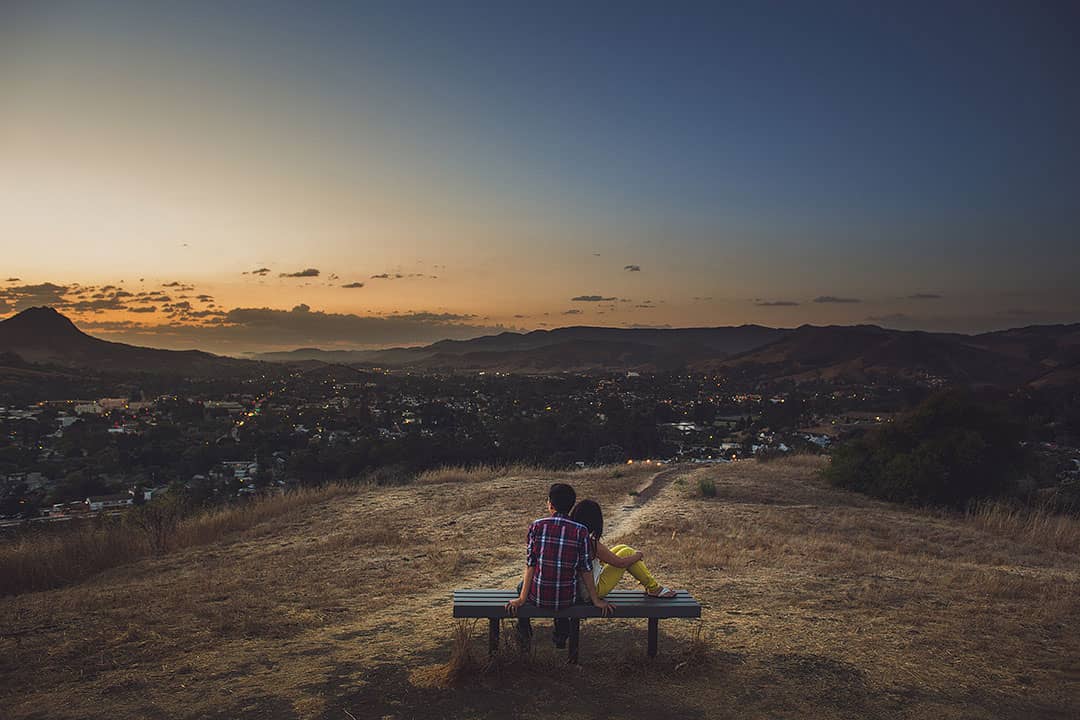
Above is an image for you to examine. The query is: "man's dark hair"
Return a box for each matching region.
[570,499,603,540]
[548,483,576,514]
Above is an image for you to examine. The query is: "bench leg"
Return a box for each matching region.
[567,618,580,664]
[648,618,659,658]
[488,618,500,656]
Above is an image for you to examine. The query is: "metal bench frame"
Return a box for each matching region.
[453,589,701,663]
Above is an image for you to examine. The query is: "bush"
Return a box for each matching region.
[825,389,1029,509]
[698,478,717,498]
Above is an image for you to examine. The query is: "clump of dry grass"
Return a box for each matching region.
[445,620,487,685]
[0,484,356,596]
[415,463,544,485]
[411,620,488,688]
[967,499,1080,553]
[0,519,145,596]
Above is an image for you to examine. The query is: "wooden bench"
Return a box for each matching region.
[453,589,701,663]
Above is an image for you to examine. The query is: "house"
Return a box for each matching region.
[75,402,105,415]
[86,493,133,512]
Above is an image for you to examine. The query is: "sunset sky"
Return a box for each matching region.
[2,2,1078,353]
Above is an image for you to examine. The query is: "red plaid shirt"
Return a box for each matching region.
[525,513,593,610]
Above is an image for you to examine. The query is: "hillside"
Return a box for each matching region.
[0,307,260,376]
[709,324,1063,386]
[2,459,1077,719]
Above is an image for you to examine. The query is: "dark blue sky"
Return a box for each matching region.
[2,1,1077,347]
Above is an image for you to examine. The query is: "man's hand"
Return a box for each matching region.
[630,551,644,564]
[593,598,615,617]
[505,597,527,616]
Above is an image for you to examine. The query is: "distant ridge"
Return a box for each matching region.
[254,325,789,371]
[255,320,1080,386]
[0,307,259,376]
[3,307,1078,385]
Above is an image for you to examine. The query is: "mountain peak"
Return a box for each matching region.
[2,306,84,336]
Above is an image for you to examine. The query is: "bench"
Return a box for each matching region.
[453,589,702,663]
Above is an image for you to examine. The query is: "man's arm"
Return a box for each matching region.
[506,522,538,615]
[505,565,535,615]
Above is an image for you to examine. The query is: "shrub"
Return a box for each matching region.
[698,478,717,498]
[825,389,1029,509]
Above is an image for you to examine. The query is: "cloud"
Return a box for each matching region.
[813,296,861,304]
[635,304,656,309]
[65,297,129,313]
[280,268,320,278]
[624,265,641,272]
[0,299,10,314]
[908,293,942,300]
[244,268,271,276]
[370,273,406,279]
[79,303,513,352]
[0,282,70,310]
[341,282,365,289]
[5,278,20,282]
[571,295,617,302]
[755,300,800,307]
[562,309,583,315]
[129,306,158,314]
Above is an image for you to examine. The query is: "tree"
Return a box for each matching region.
[826,389,1029,508]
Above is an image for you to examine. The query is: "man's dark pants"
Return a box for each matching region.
[515,582,573,648]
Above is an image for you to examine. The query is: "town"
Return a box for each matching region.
[0,366,961,523]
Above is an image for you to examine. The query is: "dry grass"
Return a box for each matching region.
[0,484,354,596]
[967,498,1080,553]
[3,460,1078,720]
[415,462,656,486]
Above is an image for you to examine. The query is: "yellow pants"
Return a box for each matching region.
[596,544,661,597]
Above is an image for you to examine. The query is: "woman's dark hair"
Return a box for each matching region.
[570,499,603,541]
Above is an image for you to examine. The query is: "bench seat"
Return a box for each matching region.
[453,589,701,662]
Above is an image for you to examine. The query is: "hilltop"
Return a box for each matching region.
[2,459,1077,719]
[0,307,259,376]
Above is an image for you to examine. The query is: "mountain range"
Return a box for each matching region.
[1,306,1078,387]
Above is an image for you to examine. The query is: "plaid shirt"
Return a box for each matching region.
[525,513,592,610]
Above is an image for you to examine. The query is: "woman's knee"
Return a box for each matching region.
[613,545,637,558]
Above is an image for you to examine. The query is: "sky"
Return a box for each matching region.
[1,1,1078,353]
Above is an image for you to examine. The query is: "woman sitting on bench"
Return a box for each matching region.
[570,499,677,599]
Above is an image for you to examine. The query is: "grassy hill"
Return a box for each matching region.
[2,459,1078,719]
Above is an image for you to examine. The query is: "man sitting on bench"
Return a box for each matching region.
[505,483,613,649]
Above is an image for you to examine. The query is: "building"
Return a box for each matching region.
[86,493,133,512]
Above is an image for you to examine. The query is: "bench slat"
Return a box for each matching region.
[452,588,702,619]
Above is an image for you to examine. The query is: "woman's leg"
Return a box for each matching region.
[595,561,626,597]
[608,544,661,594]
